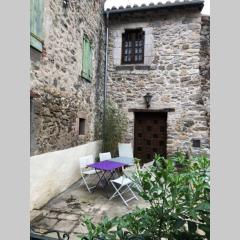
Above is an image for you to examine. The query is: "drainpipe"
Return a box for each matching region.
[103,10,109,149]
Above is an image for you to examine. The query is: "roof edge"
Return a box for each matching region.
[105,0,204,15]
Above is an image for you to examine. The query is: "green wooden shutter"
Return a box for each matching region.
[82,36,88,79]
[30,0,44,52]
[82,36,92,81]
[89,45,93,79]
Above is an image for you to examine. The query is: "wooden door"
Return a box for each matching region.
[134,112,167,163]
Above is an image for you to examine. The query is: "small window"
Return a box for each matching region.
[192,139,201,148]
[122,29,145,64]
[82,35,93,81]
[79,118,86,135]
[30,0,44,52]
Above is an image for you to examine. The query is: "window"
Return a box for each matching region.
[192,139,201,148]
[79,118,86,135]
[30,0,44,52]
[82,35,93,81]
[122,29,145,64]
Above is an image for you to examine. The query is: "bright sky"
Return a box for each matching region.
[105,0,210,15]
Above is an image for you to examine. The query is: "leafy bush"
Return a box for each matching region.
[79,153,210,240]
[102,102,128,156]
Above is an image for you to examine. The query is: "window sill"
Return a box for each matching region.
[115,65,150,71]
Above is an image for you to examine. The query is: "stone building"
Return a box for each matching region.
[30,0,106,210]
[30,0,106,156]
[30,0,210,210]
[106,0,210,161]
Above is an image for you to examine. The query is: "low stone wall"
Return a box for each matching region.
[30,140,102,211]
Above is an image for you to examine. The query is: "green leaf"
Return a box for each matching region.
[174,218,186,229]
[196,202,210,211]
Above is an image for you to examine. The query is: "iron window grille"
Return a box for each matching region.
[122,29,145,64]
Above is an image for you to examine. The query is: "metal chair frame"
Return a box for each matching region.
[79,155,99,193]
[109,166,138,207]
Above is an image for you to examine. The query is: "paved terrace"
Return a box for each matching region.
[31,176,149,240]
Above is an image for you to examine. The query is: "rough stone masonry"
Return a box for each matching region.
[30,0,106,155]
[30,1,210,157]
[107,6,210,156]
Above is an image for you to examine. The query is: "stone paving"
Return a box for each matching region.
[31,177,149,240]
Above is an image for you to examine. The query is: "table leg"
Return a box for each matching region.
[93,170,108,191]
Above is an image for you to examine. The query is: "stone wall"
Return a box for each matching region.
[107,7,210,156]
[200,15,210,137]
[30,0,106,155]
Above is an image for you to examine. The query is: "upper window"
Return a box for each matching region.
[122,29,145,64]
[82,35,93,81]
[30,0,44,52]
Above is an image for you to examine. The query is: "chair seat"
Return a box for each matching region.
[112,176,132,186]
[82,169,98,175]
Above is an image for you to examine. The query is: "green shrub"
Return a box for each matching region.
[79,153,210,240]
[102,102,128,156]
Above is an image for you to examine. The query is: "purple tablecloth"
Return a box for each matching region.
[88,160,127,171]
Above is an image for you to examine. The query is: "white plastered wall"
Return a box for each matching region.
[30,140,102,210]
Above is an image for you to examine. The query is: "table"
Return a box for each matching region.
[87,160,127,191]
[110,156,134,166]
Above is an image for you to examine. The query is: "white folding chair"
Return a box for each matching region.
[99,152,112,161]
[79,155,98,193]
[109,165,138,207]
[118,143,134,158]
[142,160,154,171]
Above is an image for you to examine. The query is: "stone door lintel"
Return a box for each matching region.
[128,108,175,113]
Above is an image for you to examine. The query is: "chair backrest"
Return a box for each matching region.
[118,143,133,158]
[142,160,154,170]
[99,152,112,161]
[79,155,94,169]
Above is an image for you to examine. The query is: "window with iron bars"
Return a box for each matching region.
[122,29,145,64]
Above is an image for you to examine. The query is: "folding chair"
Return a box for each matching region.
[124,164,142,192]
[99,152,112,161]
[142,160,154,170]
[109,165,138,207]
[118,143,134,158]
[79,155,98,193]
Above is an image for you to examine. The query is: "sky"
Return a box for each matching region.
[105,0,210,15]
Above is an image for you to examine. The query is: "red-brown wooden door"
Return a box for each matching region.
[134,112,167,163]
